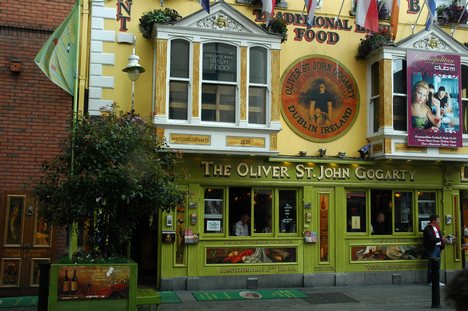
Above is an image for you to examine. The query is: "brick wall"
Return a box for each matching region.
[0,0,75,259]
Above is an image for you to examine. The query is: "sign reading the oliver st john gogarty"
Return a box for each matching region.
[281,56,359,142]
[407,51,462,148]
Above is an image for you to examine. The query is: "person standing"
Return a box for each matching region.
[423,214,446,286]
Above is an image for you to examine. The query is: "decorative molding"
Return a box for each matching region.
[413,35,451,52]
[197,13,244,32]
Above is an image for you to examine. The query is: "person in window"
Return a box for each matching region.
[423,214,446,287]
[234,213,250,236]
[262,217,272,233]
[372,212,390,235]
[309,80,333,125]
[410,80,441,131]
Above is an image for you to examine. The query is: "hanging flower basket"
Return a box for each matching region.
[139,8,182,39]
[437,4,468,25]
[355,29,392,60]
[261,17,288,43]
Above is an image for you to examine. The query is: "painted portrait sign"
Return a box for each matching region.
[281,56,359,142]
[407,51,462,147]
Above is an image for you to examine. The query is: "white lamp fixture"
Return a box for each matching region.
[318,148,327,157]
[122,36,145,111]
[337,151,346,159]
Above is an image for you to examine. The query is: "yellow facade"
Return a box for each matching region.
[79,0,468,290]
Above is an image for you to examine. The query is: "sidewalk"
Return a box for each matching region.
[1,284,454,311]
[161,284,454,311]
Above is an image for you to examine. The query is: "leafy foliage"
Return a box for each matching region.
[33,108,185,258]
[139,8,182,39]
[437,4,468,25]
[261,17,288,43]
[356,29,392,60]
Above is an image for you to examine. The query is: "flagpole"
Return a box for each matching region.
[411,1,426,34]
[451,2,468,36]
[71,0,81,178]
[334,0,345,23]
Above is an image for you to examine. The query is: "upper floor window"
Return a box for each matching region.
[169,39,190,120]
[370,62,380,133]
[249,47,268,125]
[393,58,407,131]
[201,43,237,123]
[462,64,468,134]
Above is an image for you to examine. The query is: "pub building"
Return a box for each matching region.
[4,0,466,294]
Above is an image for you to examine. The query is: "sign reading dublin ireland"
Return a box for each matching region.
[281,56,359,142]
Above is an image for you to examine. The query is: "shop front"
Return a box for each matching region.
[158,155,463,290]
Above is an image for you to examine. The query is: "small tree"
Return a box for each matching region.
[33,108,185,259]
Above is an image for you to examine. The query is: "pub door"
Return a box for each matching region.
[130,217,158,286]
[0,194,55,296]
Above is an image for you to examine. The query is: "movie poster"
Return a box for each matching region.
[407,51,462,147]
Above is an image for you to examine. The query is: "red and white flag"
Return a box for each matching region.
[390,0,400,39]
[262,0,276,23]
[304,0,318,26]
[356,0,379,32]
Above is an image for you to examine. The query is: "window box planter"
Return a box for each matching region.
[48,262,138,311]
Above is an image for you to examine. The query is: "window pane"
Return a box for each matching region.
[229,187,251,236]
[201,84,236,122]
[393,95,407,131]
[279,190,296,233]
[169,81,188,120]
[253,189,272,234]
[394,192,413,233]
[346,191,366,233]
[204,188,224,234]
[203,43,237,82]
[170,39,189,78]
[371,190,392,235]
[417,192,436,232]
[249,86,266,124]
[250,47,267,84]
[372,97,379,133]
[371,62,379,96]
[393,59,407,94]
[463,100,468,134]
[462,65,467,134]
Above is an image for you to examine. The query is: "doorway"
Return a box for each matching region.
[130,217,158,286]
[460,191,468,268]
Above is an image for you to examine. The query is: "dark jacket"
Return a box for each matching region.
[423,224,444,252]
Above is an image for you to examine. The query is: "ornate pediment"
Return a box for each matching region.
[412,34,451,52]
[196,12,244,32]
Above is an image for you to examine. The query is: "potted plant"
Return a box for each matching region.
[355,28,392,60]
[139,8,182,39]
[33,107,185,310]
[261,16,288,43]
[437,3,468,25]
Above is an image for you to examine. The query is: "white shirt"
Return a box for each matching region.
[235,221,249,236]
[433,226,442,246]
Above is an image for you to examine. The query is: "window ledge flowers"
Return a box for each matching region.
[356,29,393,60]
[139,8,182,39]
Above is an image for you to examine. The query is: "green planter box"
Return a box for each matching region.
[48,262,137,311]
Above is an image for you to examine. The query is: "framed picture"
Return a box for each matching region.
[30,259,50,287]
[4,195,25,246]
[34,213,52,247]
[461,166,468,182]
[1,258,21,287]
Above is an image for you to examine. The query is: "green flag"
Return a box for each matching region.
[34,1,80,96]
